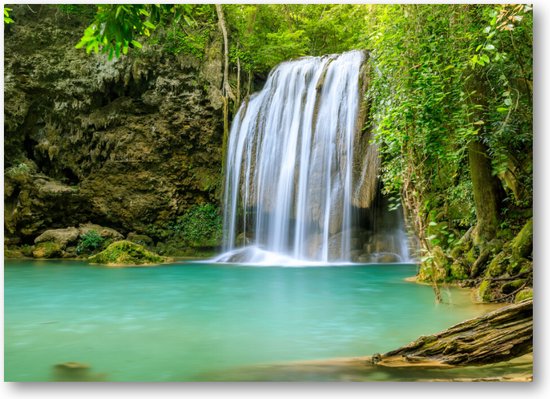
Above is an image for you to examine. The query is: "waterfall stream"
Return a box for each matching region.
[214,51,411,265]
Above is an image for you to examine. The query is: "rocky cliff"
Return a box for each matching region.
[4,5,225,249]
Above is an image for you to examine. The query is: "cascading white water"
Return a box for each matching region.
[214,50,411,265]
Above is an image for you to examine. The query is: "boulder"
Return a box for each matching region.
[32,241,63,258]
[511,219,533,260]
[88,240,168,266]
[34,227,80,248]
[373,252,402,263]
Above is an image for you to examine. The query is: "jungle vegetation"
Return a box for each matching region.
[8,4,532,294]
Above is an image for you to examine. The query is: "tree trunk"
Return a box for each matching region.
[468,139,501,244]
[215,4,234,102]
[381,299,532,366]
[235,55,241,113]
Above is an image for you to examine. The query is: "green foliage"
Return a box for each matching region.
[162,28,209,58]
[88,240,165,265]
[174,203,222,248]
[57,5,96,19]
[365,4,532,251]
[76,231,105,255]
[76,4,162,59]
[225,4,368,74]
[4,7,13,25]
[76,4,215,60]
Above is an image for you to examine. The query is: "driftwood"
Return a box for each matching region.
[380,299,532,366]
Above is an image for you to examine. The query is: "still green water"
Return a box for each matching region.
[5,260,495,381]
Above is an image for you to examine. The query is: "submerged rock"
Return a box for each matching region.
[88,240,169,266]
[52,362,107,382]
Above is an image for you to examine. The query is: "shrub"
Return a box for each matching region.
[76,231,105,254]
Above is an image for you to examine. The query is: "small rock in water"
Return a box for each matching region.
[52,362,107,382]
[55,361,89,370]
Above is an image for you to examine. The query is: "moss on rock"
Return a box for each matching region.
[515,288,533,303]
[485,251,509,277]
[4,248,25,258]
[500,279,525,295]
[511,219,533,260]
[32,241,63,258]
[88,240,169,266]
[477,279,493,302]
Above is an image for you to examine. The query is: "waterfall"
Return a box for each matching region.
[214,50,411,265]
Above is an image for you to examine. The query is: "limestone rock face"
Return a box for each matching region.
[4,5,224,242]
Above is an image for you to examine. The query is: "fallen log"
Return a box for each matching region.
[380,299,532,366]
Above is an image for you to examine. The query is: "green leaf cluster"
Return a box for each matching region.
[76,230,105,255]
[4,7,13,24]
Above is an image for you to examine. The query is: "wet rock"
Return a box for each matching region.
[236,232,252,246]
[356,254,372,263]
[372,252,402,263]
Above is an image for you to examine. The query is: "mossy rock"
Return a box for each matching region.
[506,259,523,276]
[450,260,469,280]
[514,288,533,303]
[485,251,509,278]
[519,260,533,274]
[88,240,170,266]
[500,279,525,295]
[477,279,493,302]
[32,241,63,258]
[511,219,533,260]
[464,246,478,264]
[4,248,25,258]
